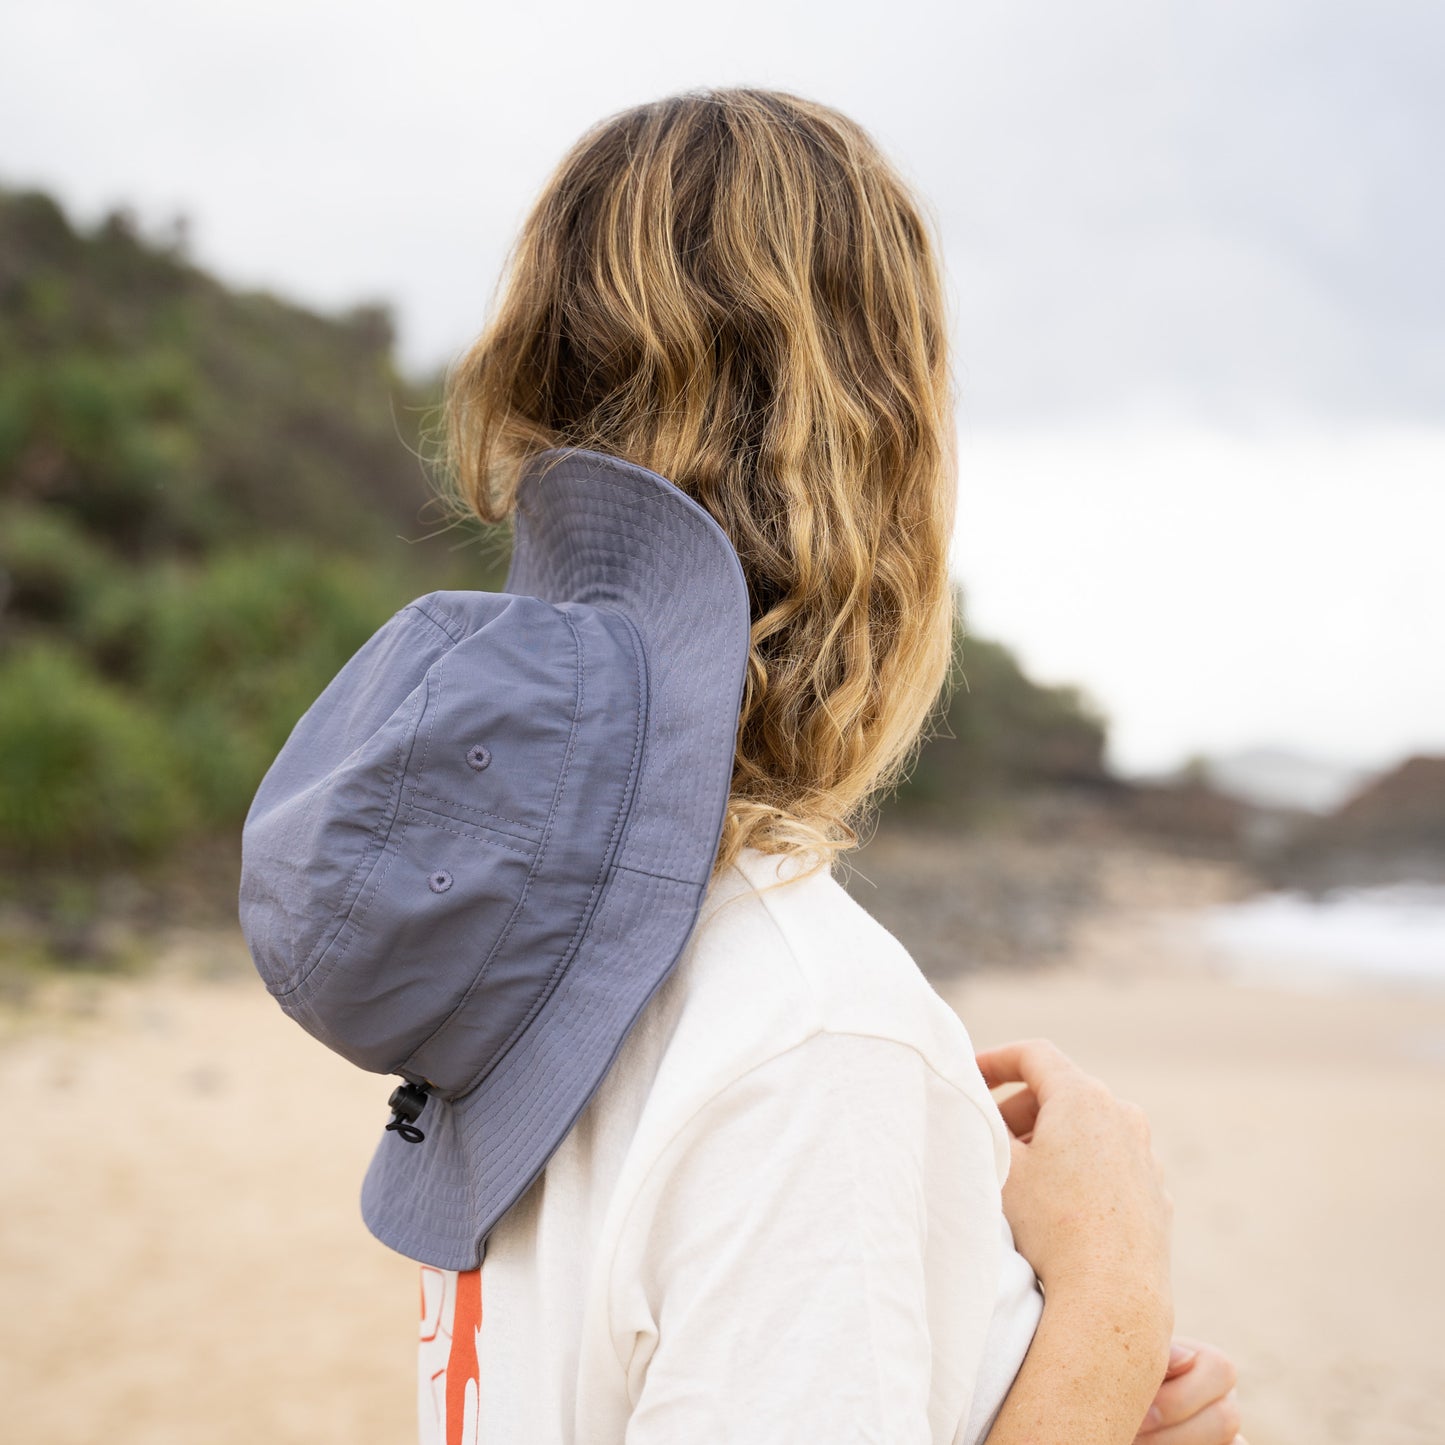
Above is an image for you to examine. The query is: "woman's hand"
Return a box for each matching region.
[975,1041,1248,1445]
[1136,1338,1246,1444]
[975,1037,1173,1325]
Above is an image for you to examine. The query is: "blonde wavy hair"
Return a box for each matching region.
[437,87,958,878]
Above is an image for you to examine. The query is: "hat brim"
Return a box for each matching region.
[360,449,751,1267]
[362,862,705,1267]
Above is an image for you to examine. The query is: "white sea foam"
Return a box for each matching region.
[1190,882,1445,994]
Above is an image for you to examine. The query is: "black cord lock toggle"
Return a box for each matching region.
[385,1081,431,1144]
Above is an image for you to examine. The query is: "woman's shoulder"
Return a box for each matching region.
[657,847,992,1102]
[569,846,1012,1224]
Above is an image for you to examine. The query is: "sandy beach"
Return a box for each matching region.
[3,834,1442,1445]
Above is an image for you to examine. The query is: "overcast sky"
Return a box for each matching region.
[3,0,1440,777]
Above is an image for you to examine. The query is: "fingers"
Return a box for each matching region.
[1137,1340,1240,1443]
[1143,1342,1237,1426]
[1133,1391,1242,1444]
[975,1037,1086,1100]
[1162,1339,1202,1381]
[994,1084,1040,1139]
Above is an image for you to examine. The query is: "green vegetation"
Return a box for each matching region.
[0,182,1112,908]
[894,610,1114,818]
[0,186,500,887]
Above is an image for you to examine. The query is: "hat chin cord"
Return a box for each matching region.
[385,1080,431,1144]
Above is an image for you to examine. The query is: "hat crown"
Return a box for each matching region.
[239,589,644,1093]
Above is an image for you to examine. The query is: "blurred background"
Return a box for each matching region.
[1,3,1440,1443]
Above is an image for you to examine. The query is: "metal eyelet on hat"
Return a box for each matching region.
[465,743,492,772]
[427,870,453,894]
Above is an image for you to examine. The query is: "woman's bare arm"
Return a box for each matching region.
[977,1039,1176,1444]
[985,1286,1173,1444]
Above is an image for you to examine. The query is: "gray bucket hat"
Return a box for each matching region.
[238,447,751,1269]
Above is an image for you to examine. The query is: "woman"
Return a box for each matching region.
[423,87,1243,1444]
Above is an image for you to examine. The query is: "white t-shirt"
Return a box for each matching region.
[417,846,1044,1445]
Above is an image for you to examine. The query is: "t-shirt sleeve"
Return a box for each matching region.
[607,1030,1006,1445]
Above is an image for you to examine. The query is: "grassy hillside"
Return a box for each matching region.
[0,189,456,556]
[0,187,500,881]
